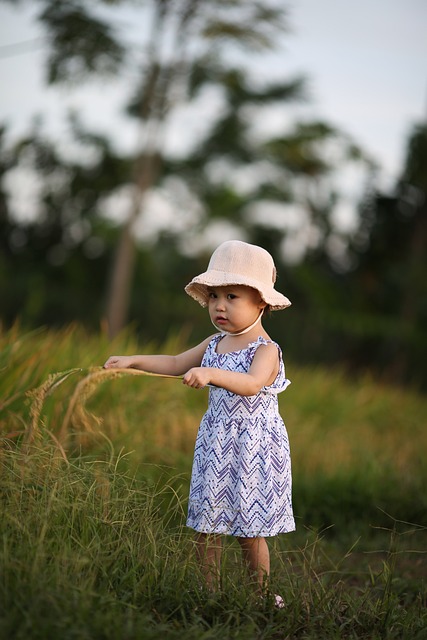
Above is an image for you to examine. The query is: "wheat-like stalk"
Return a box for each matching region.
[58,367,183,445]
[22,368,82,451]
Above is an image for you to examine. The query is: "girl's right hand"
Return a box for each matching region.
[103,355,134,369]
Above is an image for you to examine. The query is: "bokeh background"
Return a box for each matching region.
[1,5,427,635]
[1,0,427,389]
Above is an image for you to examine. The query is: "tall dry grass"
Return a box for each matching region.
[2,322,427,525]
[1,323,426,638]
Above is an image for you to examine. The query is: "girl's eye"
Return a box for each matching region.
[208,292,217,299]
[227,293,237,300]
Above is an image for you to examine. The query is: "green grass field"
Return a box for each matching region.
[1,324,426,639]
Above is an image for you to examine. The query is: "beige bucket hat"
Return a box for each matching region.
[185,240,291,311]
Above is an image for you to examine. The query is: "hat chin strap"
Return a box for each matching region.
[212,309,264,336]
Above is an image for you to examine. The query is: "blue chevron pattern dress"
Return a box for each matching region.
[187,335,295,537]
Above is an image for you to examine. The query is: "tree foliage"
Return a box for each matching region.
[343,123,427,385]
[1,1,425,388]
[40,2,126,83]
[2,0,371,335]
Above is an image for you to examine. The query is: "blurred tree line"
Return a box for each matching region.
[1,0,426,389]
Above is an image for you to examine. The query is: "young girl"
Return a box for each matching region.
[104,240,295,607]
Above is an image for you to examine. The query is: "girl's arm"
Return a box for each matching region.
[103,335,215,377]
[183,343,280,395]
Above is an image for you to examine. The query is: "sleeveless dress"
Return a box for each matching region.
[186,335,295,538]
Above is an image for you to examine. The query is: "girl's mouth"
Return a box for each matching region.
[215,316,228,324]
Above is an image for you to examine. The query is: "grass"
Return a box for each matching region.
[1,323,426,638]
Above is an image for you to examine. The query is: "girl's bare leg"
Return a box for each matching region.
[237,536,270,592]
[194,532,222,591]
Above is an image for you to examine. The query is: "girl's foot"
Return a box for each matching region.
[259,592,285,609]
[274,593,285,609]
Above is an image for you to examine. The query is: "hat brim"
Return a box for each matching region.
[185,271,291,311]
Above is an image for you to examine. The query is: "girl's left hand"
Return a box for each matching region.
[183,367,212,389]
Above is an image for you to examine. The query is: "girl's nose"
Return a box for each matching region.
[215,297,226,310]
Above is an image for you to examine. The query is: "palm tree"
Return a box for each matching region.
[10,0,290,335]
[103,1,292,336]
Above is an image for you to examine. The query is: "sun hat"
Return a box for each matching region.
[185,240,291,311]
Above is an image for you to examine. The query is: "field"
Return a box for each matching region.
[1,324,426,639]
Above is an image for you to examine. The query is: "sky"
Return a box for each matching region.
[284,0,427,185]
[0,0,426,249]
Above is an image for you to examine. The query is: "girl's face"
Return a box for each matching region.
[207,285,266,334]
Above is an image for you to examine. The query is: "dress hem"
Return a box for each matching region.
[186,522,296,538]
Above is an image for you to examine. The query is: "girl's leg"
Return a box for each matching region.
[237,536,270,592]
[194,532,222,591]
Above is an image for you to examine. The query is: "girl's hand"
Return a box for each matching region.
[183,367,212,389]
[103,355,134,369]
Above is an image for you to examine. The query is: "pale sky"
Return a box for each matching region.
[285,0,427,185]
[0,0,426,246]
[1,1,425,180]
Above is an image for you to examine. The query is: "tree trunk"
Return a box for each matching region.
[105,152,162,338]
